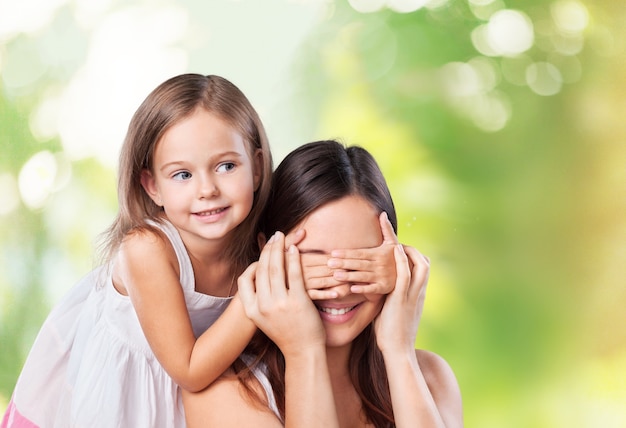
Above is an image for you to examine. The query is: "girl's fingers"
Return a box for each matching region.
[327,257,374,272]
[379,211,399,244]
[332,270,375,284]
[285,245,306,296]
[393,244,411,298]
[255,232,286,309]
[266,232,288,298]
[403,245,430,300]
[284,228,305,248]
[254,236,272,304]
[300,253,344,290]
[306,288,339,300]
[350,283,390,295]
[329,248,375,260]
[305,275,344,290]
[237,262,258,317]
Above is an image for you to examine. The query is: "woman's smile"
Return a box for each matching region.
[315,301,362,322]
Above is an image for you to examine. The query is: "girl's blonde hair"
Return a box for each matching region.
[98,74,272,277]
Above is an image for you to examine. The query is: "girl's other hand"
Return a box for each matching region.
[300,253,342,300]
[374,244,430,355]
[239,232,325,356]
[327,212,398,295]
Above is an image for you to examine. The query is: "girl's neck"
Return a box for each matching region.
[189,253,235,297]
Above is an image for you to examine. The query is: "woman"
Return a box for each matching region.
[183,140,463,427]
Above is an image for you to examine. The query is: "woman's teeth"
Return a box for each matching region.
[318,305,357,315]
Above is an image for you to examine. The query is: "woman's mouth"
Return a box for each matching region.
[317,305,358,316]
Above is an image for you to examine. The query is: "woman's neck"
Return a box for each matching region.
[326,344,352,380]
[326,345,371,427]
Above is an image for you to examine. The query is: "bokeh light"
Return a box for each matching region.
[472,8,538,60]
[18,151,58,209]
[526,61,563,96]
[0,173,20,216]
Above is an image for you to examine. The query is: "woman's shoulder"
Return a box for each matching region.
[415,349,453,373]
[182,371,282,428]
[415,349,459,390]
[415,349,463,424]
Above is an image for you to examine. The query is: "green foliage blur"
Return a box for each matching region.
[290,1,626,426]
[1,0,625,426]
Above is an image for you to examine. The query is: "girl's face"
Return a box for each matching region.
[295,196,385,349]
[141,108,261,251]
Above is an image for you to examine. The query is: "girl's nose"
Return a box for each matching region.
[199,178,219,198]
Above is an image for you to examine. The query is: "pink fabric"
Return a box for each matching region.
[1,400,39,428]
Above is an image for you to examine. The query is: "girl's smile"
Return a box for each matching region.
[141,107,261,253]
[192,206,229,222]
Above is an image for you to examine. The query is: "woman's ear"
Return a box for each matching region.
[257,232,267,249]
[140,169,163,206]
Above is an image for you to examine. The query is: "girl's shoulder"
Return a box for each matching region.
[111,224,180,296]
[116,225,179,277]
[121,225,173,258]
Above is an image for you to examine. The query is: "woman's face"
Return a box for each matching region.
[295,195,385,348]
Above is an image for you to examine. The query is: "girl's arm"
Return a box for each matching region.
[183,236,337,427]
[375,245,463,427]
[115,229,256,392]
[238,232,340,428]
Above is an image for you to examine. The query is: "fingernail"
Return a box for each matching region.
[333,271,347,280]
[288,245,296,254]
[327,258,340,268]
[268,233,276,243]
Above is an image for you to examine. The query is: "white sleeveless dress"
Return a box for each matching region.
[2,220,232,428]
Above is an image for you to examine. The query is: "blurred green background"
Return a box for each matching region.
[1,0,624,426]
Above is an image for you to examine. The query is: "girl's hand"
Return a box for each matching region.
[238,232,326,356]
[325,212,398,295]
[374,244,430,355]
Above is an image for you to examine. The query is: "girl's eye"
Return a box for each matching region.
[173,171,192,180]
[217,162,236,173]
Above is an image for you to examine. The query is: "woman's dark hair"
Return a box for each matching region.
[236,139,397,427]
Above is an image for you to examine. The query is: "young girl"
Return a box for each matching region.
[2,73,273,428]
[182,140,463,427]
